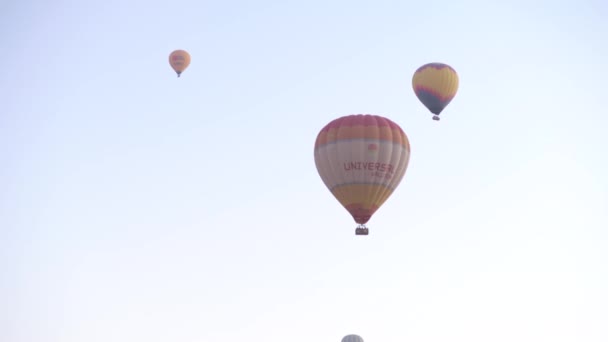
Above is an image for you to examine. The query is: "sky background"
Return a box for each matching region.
[1,0,607,341]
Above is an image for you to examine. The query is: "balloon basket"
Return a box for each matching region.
[432,115,440,121]
[355,225,369,235]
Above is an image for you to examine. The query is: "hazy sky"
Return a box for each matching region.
[2,0,607,341]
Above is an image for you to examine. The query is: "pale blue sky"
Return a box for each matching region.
[2,0,607,341]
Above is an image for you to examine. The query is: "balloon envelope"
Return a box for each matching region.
[314,114,411,229]
[412,62,459,120]
[169,50,191,77]
[342,334,364,342]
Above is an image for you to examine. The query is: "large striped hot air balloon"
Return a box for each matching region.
[169,50,191,77]
[342,334,364,342]
[412,62,459,121]
[314,114,411,236]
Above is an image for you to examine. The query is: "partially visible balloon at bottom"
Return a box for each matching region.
[342,334,364,342]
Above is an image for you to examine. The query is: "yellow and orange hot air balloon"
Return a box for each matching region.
[412,62,459,121]
[169,50,191,77]
[314,114,411,235]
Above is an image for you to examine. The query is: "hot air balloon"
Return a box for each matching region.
[314,114,411,235]
[412,62,459,121]
[342,334,364,342]
[169,50,191,77]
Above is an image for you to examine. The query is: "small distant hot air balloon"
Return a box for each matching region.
[342,334,364,342]
[169,50,191,77]
[412,62,459,121]
[314,114,411,236]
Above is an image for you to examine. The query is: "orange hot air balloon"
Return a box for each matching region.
[314,114,411,235]
[169,50,191,77]
[412,62,459,121]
